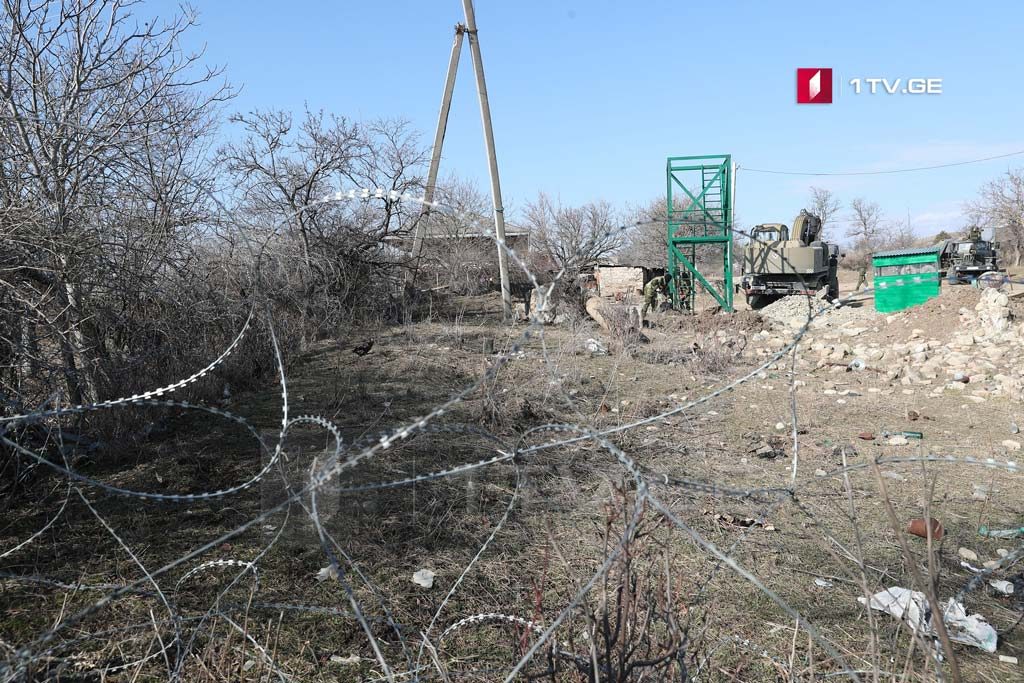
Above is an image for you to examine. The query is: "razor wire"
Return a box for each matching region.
[1,183,1022,683]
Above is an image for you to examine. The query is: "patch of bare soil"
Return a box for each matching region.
[881,286,983,342]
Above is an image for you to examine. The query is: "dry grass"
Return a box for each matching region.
[2,293,1022,682]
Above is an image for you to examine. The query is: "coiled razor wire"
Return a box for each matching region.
[1,182,1022,683]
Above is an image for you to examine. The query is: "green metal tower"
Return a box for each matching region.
[666,155,734,312]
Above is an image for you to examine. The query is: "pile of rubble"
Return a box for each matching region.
[751,287,1024,404]
[759,295,831,330]
[759,295,876,332]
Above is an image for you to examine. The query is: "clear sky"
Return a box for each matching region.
[164,0,1024,240]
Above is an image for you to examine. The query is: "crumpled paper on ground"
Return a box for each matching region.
[858,587,997,653]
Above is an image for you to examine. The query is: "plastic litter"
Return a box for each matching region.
[989,579,1014,595]
[858,587,997,653]
[979,525,1024,539]
[412,568,435,588]
[847,358,866,371]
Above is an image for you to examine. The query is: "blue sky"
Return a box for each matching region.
[165,0,1023,241]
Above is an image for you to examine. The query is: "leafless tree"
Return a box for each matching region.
[844,198,885,268]
[618,197,671,267]
[0,0,230,408]
[880,218,916,250]
[417,176,498,294]
[808,186,842,240]
[524,193,623,277]
[966,168,1024,266]
[217,109,427,346]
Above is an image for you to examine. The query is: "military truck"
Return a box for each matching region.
[737,209,840,309]
[937,226,1003,283]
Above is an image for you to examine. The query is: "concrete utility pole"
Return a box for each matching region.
[411,25,465,276]
[462,0,513,320]
[409,1,514,321]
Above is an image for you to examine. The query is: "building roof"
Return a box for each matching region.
[872,246,940,259]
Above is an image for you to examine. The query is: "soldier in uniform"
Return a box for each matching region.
[967,225,982,241]
[855,263,868,291]
[641,273,672,317]
[676,274,692,311]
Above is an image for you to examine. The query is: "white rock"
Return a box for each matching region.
[958,547,979,562]
[1002,440,1022,452]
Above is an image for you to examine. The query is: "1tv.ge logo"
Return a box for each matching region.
[796,68,943,103]
[796,68,832,104]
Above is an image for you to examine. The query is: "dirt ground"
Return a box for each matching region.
[2,278,1023,682]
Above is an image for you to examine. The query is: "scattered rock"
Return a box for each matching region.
[316,565,339,583]
[958,548,979,563]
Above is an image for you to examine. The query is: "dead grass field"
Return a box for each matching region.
[2,285,1023,682]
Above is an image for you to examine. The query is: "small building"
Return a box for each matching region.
[871,246,941,313]
[594,265,664,301]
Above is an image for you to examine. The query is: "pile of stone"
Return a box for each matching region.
[748,287,1024,406]
[963,287,1015,340]
[759,295,829,330]
[870,287,1024,402]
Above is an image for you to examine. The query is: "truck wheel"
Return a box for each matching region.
[747,294,769,310]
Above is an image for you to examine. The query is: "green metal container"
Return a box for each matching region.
[871,247,941,313]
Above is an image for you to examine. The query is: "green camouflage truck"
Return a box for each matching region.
[737,210,840,309]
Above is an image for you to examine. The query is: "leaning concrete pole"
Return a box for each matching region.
[462,0,513,320]
[410,25,466,281]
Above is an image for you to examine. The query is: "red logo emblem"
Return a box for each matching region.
[796,68,833,104]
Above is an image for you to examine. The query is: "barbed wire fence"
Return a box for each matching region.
[0,187,1022,683]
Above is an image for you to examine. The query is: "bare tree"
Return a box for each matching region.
[844,198,885,269]
[217,109,427,346]
[880,218,916,250]
[0,0,230,406]
[966,168,1024,266]
[524,193,623,277]
[618,197,671,267]
[808,187,841,240]
[419,176,499,294]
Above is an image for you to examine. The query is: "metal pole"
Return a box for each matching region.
[461,0,513,321]
[726,160,737,311]
[410,25,466,278]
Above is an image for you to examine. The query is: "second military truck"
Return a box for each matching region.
[737,210,840,309]
[937,226,1003,283]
